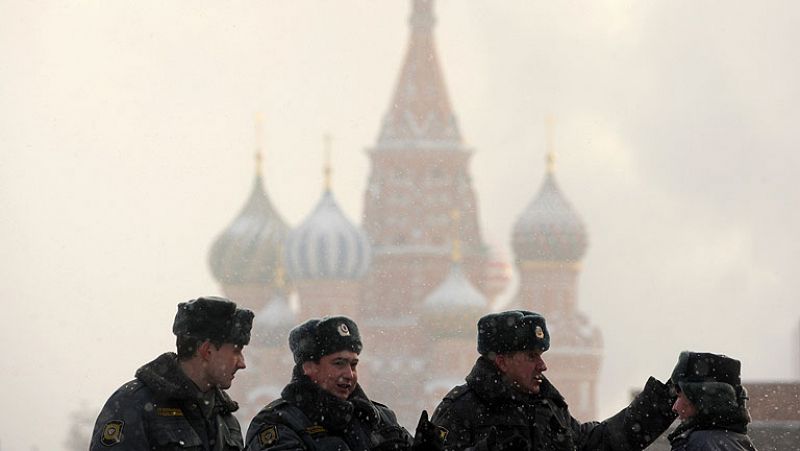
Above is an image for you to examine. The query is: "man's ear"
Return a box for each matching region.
[301,360,318,378]
[197,340,213,360]
[494,354,508,373]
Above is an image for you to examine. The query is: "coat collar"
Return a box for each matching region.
[465,356,567,407]
[282,365,381,432]
[135,352,239,413]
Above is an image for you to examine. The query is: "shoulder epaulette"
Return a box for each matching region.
[443,384,470,401]
[265,398,289,411]
[121,380,144,393]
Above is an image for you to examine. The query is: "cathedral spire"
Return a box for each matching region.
[255,113,265,176]
[323,133,332,191]
[375,0,462,150]
[545,115,556,174]
[410,0,435,31]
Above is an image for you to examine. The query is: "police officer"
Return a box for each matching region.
[90,296,254,451]
[668,351,757,451]
[245,316,443,451]
[431,310,677,451]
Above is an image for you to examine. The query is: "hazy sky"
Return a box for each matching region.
[2,1,800,450]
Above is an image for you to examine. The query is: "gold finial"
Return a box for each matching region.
[323,133,332,191]
[255,113,264,176]
[450,209,462,263]
[545,115,555,174]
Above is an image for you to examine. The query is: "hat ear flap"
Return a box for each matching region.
[695,382,738,413]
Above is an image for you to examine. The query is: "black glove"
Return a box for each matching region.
[411,410,447,451]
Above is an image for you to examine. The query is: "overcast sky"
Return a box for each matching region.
[2,1,800,450]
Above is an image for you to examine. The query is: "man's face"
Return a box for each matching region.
[672,390,697,421]
[496,349,547,395]
[302,350,359,400]
[205,343,246,389]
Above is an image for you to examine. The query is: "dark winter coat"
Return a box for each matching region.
[90,353,245,451]
[668,382,757,451]
[244,368,413,450]
[431,356,676,451]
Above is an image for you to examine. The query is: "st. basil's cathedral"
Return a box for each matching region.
[207,0,602,428]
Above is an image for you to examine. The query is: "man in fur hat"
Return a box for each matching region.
[244,316,444,451]
[668,351,757,450]
[430,310,677,451]
[90,296,254,451]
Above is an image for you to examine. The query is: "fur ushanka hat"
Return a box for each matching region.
[289,316,363,364]
[477,310,550,356]
[671,351,744,415]
[172,296,254,346]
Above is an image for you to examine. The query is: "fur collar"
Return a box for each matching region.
[465,356,567,408]
[135,352,239,413]
[282,365,381,432]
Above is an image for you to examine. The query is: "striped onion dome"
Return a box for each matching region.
[512,169,587,263]
[285,190,371,280]
[208,174,289,284]
[252,289,295,348]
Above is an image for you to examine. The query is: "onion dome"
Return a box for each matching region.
[285,190,371,280]
[284,136,371,280]
[208,124,290,285]
[209,174,289,284]
[512,153,587,263]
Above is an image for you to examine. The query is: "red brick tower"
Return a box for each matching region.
[509,123,602,421]
[360,0,488,425]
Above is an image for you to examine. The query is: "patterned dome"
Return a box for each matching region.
[209,174,289,284]
[252,289,295,348]
[512,171,587,262]
[285,190,371,280]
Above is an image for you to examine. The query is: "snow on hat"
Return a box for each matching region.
[173,296,254,345]
[477,310,550,355]
[289,316,362,364]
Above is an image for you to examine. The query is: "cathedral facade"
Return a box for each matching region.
[208,0,601,427]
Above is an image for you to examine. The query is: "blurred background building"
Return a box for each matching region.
[208,0,601,427]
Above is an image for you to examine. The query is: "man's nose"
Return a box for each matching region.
[342,366,354,380]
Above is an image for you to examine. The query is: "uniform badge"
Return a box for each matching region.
[436,425,449,441]
[337,323,351,336]
[100,420,124,447]
[258,425,279,447]
[535,325,544,339]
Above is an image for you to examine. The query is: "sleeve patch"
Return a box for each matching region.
[101,420,124,447]
[436,425,449,441]
[258,425,279,447]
